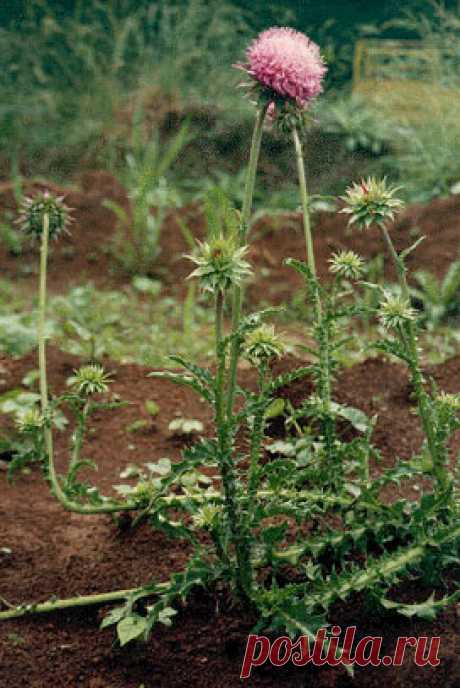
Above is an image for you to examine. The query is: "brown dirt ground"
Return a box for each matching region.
[1,173,460,306]
[0,348,459,688]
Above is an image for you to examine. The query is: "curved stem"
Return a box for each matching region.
[226,105,267,418]
[37,214,139,515]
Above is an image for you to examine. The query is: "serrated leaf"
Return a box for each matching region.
[380,593,438,621]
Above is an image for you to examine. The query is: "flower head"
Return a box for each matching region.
[237,27,326,108]
[435,392,460,412]
[69,365,112,396]
[329,250,364,280]
[130,480,159,507]
[15,407,43,434]
[187,237,252,293]
[191,504,221,530]
[244,324,285,366]
[340,177,404,230]
[17,191,73,240]
[379,294,416,330]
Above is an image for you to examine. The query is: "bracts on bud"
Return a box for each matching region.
[17,190,73,240]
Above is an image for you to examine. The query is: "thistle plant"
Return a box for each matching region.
[1,37,458,659]
[238,27,352,474]
[341,177,454,496]
[13,192,137,515]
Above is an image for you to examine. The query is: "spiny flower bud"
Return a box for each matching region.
[270,99,314,135]
[435,392,460,412]
[15,407,43,433]
[340,177,404,230]
[69,365,111,396]
[244,324,285,365]
[379,294,416,330]
[328,250,364,280]
[17,191,73,240]
[130,480,159,506]
[191,504,221,529]
[187,237,252,293]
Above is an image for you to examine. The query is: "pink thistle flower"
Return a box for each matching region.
[237,27,327,108]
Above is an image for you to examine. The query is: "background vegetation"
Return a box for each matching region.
[0,0,460,365]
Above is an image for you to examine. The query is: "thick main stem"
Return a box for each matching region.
[38,214,53,467]
[226,106,266,418]
[214,291,251,598]
[380,226,447,491]
[247,366,267,501]
[37,215,137,515]
[293,127,334,461]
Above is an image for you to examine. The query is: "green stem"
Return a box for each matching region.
[38,214,52,458]
[293,127,316,278]
[247,365,267,501]
[0,584,167,621]
[214,290,251,599]
[37,214,138,515]
[380,225,447,491]
[293,127,335,462]
[214,290,226,435]
[69,403,88,470]
[226,105,267,419]
[381,226,410,300]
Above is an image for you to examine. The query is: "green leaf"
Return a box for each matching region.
[146,457,172,476]
[380,593,439,621]
[117,614,148,646]
[400,235,425,261]
[331,403,370,433]
[265,440,295,456]
[264,397,285,419]
[145,400,160,417]
[126,419,150,434]
[100,605,126,629]
[132,276,162,297]
[158,606,177,627]
[168,418,203,435]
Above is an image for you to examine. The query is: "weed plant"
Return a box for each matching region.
[0,26,458,664]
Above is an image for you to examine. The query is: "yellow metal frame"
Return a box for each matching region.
[352,39,458,121]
